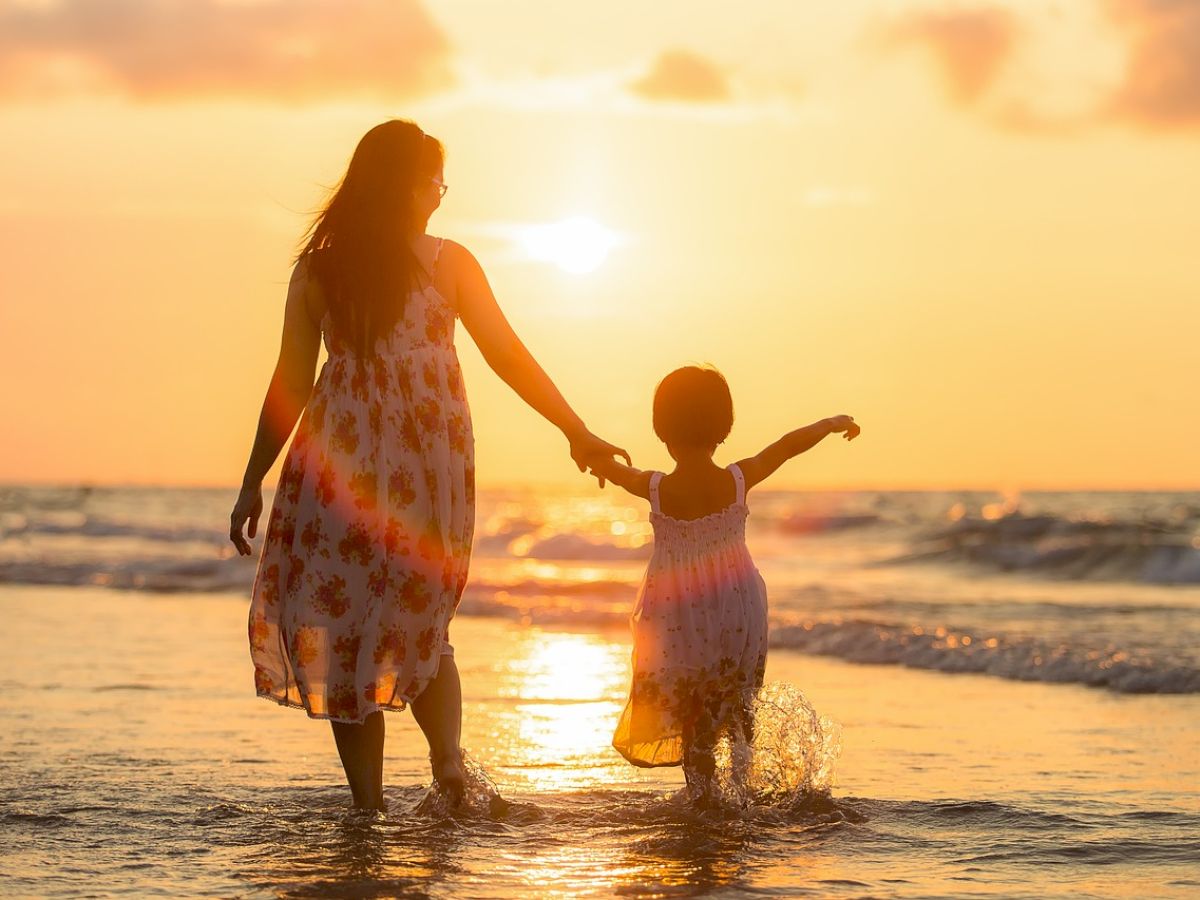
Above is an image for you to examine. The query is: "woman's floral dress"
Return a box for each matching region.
[613,464,769,767]
[248,239,474,724]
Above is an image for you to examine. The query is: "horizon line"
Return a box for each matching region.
[1,478,1197,494]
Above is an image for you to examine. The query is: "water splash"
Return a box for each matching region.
[414,751,510,818]
[705,681,842,810]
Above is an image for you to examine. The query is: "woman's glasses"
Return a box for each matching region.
[430,178,448,199]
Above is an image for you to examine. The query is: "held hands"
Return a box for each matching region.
[568,430,631,488]
[228,483,264,556]
[826,415,861,440]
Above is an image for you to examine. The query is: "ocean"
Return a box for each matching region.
[2,484,1198,897]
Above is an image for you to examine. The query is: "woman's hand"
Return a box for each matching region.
[229,483,264,556]
[569,430,632,488]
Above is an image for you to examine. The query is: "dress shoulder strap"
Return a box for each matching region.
[648,472,664,515]
[727,463,746,506]
[430,237,445,279]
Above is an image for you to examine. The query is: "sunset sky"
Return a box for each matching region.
[0,0,1196,489]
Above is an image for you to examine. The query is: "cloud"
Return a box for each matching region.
[415,65,793,126]
[871,2,1200,136]
[1106,0,1200,128]
[629,49,730,103]
[877,7,1019,106]
[0,0,452,102]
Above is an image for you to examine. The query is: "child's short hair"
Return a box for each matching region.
[652,366,734,449]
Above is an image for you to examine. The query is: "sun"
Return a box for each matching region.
[515,216,621,274]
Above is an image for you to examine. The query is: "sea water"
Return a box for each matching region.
[1,484,1198,897]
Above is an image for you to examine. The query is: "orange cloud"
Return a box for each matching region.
[0,0,452,102]
[1107,0,1200,129]
[873,2,1200,136]
[629,49,730,103]
[877,7,1019,106]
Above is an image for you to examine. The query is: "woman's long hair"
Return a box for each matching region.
[296,120,444,356]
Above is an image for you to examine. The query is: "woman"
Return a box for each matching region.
[229,119,626,810]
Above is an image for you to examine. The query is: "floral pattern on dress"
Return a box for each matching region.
[612,465,769,768]
[248,242,474,724]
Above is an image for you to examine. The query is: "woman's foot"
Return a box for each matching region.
[430,750,466,808]
[350,794,387,814]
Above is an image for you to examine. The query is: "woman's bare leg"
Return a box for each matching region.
[410,655,465,804]
[330,711,386,811]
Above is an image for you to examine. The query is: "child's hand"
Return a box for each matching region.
[827,415,860,440]
[569,430,631,489]
[585,462,609,488]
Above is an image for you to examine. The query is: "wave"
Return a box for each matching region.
[519,533,651,561]
[471,517,542,555]
[0,510,603,559]
[456,588,631,630]
[4,553,1197,695]
[770,620,1200,694]
[887,511,1200,584]
[0,552,647,598]
[0,557,252,593]
[326,575,1200,694]
[466,577,636,598]
[815,592,1200,620]
[777,513,883,534]
[1,513,229,546]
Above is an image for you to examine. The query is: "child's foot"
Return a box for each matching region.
[430,750,466,808]
[683,767,718,808]
[687,781,720,810]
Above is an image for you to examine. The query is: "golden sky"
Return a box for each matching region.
[0,0,1196,489]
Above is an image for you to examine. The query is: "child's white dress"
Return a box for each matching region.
[613,463,769,767]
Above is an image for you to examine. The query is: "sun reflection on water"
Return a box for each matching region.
[495,631,631,789]
[510,635,623,701]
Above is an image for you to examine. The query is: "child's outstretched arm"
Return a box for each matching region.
[588,455,653,500]
[736,415,860,491]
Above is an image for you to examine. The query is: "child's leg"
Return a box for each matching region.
[682,713,717,797]
[737,692,756,748]
[729,700,756,795]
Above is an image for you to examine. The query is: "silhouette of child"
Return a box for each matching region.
[590,365,859,801]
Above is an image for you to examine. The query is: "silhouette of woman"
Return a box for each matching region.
[229,119,627,809]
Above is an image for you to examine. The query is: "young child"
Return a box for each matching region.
[589,365,859,801]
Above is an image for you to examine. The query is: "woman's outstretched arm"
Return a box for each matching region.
[229,260,321,555]
[448,240,629,476]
